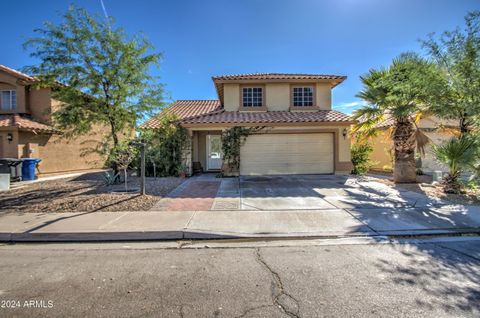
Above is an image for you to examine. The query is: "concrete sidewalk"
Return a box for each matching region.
[1,205,480,242]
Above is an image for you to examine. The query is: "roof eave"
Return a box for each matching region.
[180,120,355,128]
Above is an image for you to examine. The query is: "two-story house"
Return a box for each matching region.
[143,73,354,176]
[0,65,105,175]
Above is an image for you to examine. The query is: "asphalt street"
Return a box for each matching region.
[0,237,479,317]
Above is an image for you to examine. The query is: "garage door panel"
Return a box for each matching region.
[241,152,332,161]
[240,133,334,175]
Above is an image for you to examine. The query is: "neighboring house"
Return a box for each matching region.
[143,73,354,176]
[366,115,459,173]
[0,65,106,175]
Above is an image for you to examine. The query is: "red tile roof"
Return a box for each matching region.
[0,65,36,82]
[179,110,353,126]
[0,114,56,132]
[212,73,346,81]
[140,100,222,129]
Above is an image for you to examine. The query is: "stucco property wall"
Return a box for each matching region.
[17,130,107,174]
[368,128,452,173]
[369,131,394,171]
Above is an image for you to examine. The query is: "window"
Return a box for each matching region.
[242,87,263,107]
[1,90,16,110]
[292,86,314,107]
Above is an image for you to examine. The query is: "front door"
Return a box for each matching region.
[207,135,222,170]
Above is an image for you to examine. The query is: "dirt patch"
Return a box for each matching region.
[0,172,185,213]
[369,173,480,205]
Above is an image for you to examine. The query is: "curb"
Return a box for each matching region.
[0,229,479,243]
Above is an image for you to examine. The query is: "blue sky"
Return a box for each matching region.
[1,0,478,114]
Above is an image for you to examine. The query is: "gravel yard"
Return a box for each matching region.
[0,172,184,213]
[369,172,480,205]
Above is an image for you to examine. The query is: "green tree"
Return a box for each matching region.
[24,6,165,174]
[352,53,444,183]
[421,11,480,135]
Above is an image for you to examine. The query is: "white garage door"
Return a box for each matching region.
[240,133,334,175]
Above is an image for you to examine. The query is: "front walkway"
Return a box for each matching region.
[150,174,241,211]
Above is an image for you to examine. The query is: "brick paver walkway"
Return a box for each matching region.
[151,180,221,211]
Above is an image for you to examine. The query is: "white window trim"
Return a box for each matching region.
[242,87,263,107]
[0,90,17,111]
[292,86,314,107]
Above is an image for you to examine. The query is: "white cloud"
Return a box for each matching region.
[335,101,364,115]
[338,101,363,108]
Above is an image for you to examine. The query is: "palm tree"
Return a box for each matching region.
[352,53,443,183]
[432,136,478,193]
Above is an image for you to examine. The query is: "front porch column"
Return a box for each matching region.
[181,130,193,176]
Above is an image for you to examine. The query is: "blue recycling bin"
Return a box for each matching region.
[21,158,41,181]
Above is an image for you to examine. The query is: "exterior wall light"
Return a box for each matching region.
[342,128,348,139]
[7,133,13,143]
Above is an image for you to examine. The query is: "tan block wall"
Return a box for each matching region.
[18,130,107,175]
[0,129,19,158]
[28,87,53,123]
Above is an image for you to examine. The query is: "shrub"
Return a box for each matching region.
[432,135,478,193]
[139,113,189,177]
[351,142,373,175]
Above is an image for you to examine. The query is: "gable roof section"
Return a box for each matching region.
[179,110,353,127]
[212,73,347,105]
[213,73,346,81]
[0,114,56,132]
[140,100,221,129]
[0,65,37,82]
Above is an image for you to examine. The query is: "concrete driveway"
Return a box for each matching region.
[149,174,480,236]
[236,174,480,234]
[239,174,444,211]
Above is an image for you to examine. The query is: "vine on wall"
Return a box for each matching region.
[221,126,264,174]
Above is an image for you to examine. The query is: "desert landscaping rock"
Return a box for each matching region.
[0,172,184,213]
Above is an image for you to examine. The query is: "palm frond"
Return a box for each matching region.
[414,129,430,156]
[351,105,385,141]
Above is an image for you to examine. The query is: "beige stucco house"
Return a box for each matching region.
[366,115,458,173]
[0,65,106,175]
[143,73,354,176]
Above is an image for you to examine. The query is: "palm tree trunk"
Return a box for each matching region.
[393,119,417,183]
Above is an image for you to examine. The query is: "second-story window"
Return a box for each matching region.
[0,90,17,111]
[242,87,263,107]
[293,86,314,107]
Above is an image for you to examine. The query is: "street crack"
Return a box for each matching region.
[255,248,301,318]
[234,304,274,318]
